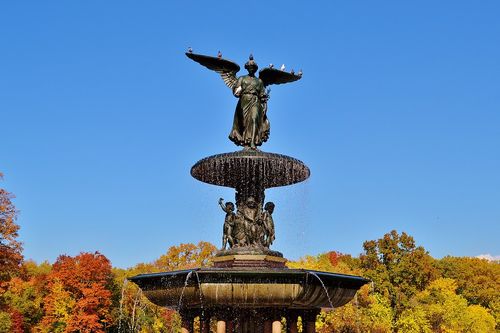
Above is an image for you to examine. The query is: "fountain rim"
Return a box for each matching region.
[128,267,370,285]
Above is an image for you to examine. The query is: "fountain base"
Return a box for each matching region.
[213,254,287,269]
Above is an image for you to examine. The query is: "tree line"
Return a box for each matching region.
[1,173,498,332]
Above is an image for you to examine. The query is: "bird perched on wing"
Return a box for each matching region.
[298,69,303,77]
[280,64,285,71]
[188,47,193,53]
[217,50,222,58]
[290,69,295,75]
[269,64,274,68]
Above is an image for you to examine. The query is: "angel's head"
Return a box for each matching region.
[244,54,258,75]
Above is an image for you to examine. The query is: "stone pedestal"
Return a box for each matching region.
[212,254,287,269]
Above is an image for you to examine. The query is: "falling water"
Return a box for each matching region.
[130,288,143,332]
[354,293,361,333]
[308,272,334,309]
[193,270,205,311]
[177,270,194,310]
[118,278,128,333]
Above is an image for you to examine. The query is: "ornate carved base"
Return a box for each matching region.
[213,254,287,269]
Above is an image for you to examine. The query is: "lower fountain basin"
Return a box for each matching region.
[129,268,368,310]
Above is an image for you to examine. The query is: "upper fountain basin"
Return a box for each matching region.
[191,150,310,189]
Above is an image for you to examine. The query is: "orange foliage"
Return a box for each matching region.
[0,173,23,285]
[8,309,23,333]
[153,241,217,271]
[39,252,113,333]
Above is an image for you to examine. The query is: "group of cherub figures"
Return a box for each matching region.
[219,196,275,250]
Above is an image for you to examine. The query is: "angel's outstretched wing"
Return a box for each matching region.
[186,52,240,89]
[259,68,302,87]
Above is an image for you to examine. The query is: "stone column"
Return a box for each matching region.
[217,320,226,333]
[263,320,272,333]
[303,310,319,333]
[226,320,235,333]
[200,315,210,333]
[286,312,298,333]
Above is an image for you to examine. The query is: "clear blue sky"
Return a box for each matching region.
[1,1,499,268]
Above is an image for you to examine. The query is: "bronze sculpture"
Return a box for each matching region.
[218,198,235,250]
[186,52,302,149]
[262,202,275,247]
[130,51,369,333]
[219,196,276,250]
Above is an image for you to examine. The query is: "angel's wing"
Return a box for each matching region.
[259,67,302,87]
[186,52,240,89]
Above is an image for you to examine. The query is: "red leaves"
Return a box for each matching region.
[0,175,23,283]
[9,309,23,333]
[40,252,113,333]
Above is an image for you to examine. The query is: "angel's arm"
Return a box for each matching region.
[233,77,243,97]
[218,198,228,213]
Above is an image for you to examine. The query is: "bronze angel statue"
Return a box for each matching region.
[186,51,302,149]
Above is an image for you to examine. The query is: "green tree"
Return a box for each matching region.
[360,230,437,315]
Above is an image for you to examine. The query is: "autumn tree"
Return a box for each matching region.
[411,278,496,332]
[0,172,23,286]
[435,255,500,319]
[153,241,217,271]
[38,252,114,333]
[317,289,393,333]
[287,251,360,275]
[111,242,217,333]
[0,173,24,333]
[360,230,437,316]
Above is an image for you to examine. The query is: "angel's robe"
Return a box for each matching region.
[229,75,270,148]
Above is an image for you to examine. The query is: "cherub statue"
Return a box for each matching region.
[262,202,275,247]
[186,52,302,149]
[218,198,235,250]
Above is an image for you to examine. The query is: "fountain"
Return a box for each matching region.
[130,51,369,333]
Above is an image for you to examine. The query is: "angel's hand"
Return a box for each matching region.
[234,86,242,97]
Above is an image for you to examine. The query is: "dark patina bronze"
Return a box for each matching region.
[186,52,301,150]
[130,50,368,333]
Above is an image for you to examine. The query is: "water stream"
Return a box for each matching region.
[308,272,335,309]
[354,293,361,333]
[177,270,194,310]
[193,270,205,313]
[118,278,128,333]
